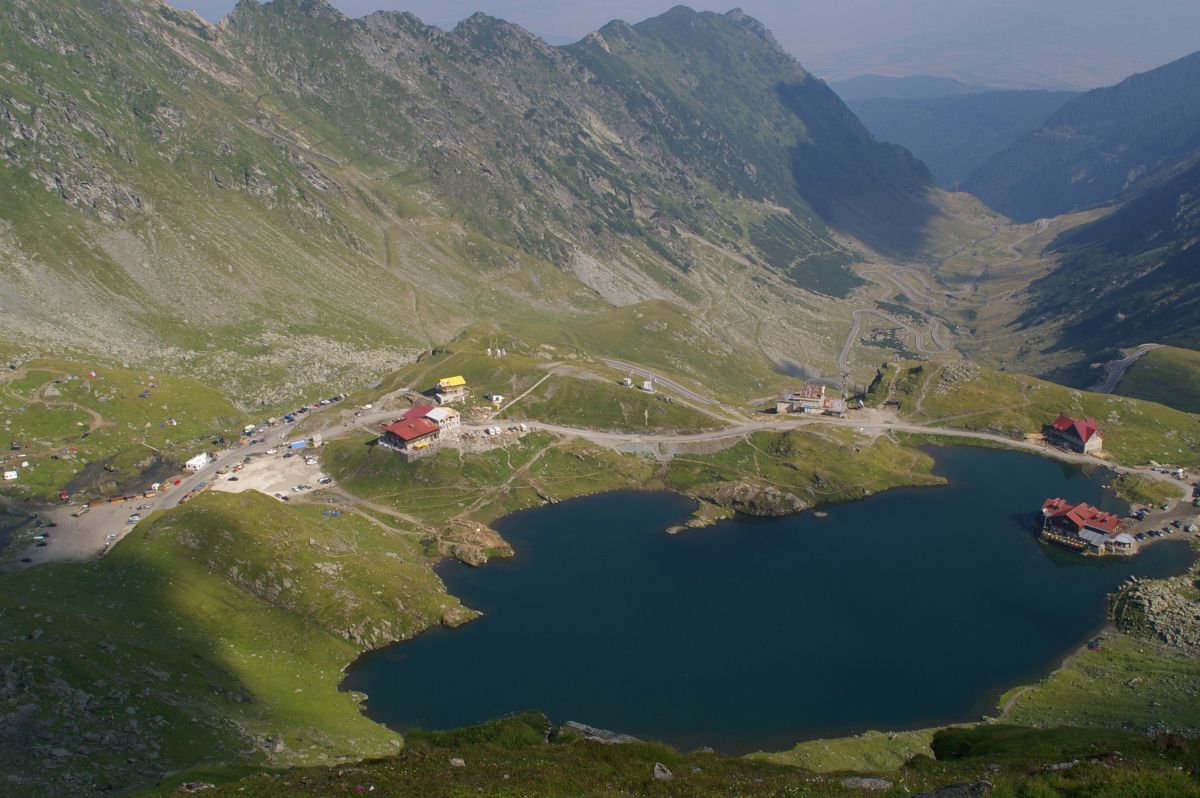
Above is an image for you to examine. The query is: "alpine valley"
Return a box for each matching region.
[1,2,1199,797]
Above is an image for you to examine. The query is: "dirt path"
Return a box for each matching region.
[2,372,110,434]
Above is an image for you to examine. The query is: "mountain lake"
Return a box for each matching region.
[343,445,1194,754]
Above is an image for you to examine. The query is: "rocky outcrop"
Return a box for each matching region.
[841,776,893,791]
[1111,569,1200,651]
[439,522,514,566]
[691,481,810,517]
[555,721,641,745]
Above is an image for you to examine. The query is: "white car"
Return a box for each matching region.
[267,448,278,455]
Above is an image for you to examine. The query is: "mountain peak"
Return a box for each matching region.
[452,11,545,53]
[228,0,346,27]
[723,7,785,56]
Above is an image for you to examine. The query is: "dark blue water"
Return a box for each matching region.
[344,447,1193,754]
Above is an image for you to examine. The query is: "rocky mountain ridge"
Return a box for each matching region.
[0,0,937,402]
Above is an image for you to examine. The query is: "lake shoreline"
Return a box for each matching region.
[341,446,1193,755]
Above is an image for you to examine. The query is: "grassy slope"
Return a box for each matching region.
[998,633,1200,734]
[664,428,944,505]
[573,302,784,403]
[1116,346,1200,414]
[512,376,721,433]
[325,424,944,533]
[198,712,1200,798]
[874,361,1200,467]
[1112,473,1184,507]
[0,361,245,502]
[0,491,470,796]
[753,728,940,773]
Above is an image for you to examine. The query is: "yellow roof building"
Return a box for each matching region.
[437,375,467,390]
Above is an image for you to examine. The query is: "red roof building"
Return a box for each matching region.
[401,404,437,422]
[382,418,439,448]
[1041,497,1122,536]
[1043,415,1104,454]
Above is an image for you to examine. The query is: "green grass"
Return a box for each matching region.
[1112,474,1183,507]
[0,491,469,796]
[874,361,1200,468]
[752,728,940,772]
[326,422,943,529]
[1115,346,1200,414]
[573,301,785,403]
[997,632,1200,733]
[188,712,1200,798]
[323,432,656,527]
[0,361,245,503]
[511,375,721,432]
[663,427,944,506]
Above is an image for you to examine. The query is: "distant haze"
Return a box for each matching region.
[177,0,1200,90]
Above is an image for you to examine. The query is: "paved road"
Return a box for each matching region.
[520,413,1191,499]
[12,369,1193,569]
[597,358,727,408]
[1097,344,1162,394]
[6,410,332,570]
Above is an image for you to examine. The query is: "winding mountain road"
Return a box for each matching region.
[1096,344,1162,394]
[838,308,950,374]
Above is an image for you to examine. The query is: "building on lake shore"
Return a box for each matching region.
[1043,415,1103,455]
[1040,497,1134,555]
[379,404,462,460]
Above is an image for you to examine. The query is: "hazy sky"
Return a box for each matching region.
[175,0,1200,89]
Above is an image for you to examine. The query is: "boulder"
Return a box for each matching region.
[652,762,673,781]
[558,721,641,744]
[841,777,892,790]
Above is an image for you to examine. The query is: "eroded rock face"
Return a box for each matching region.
[1113,571,1200,651]
[692,481,809,517]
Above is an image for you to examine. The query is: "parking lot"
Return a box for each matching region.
[210,449,330,501]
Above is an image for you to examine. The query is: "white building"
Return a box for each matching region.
[184,453,211,473]
[425,406,462,433]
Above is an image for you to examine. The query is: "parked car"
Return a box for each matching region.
[317,477,332,485]
[267,448,278,455]
[1135,532,1147,541]
[227,476,239,482]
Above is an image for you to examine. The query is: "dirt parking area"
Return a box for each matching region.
[211,450,329,500]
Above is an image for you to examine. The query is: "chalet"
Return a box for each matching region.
[435,375,467,404]
[1043,415,1103,455]
[1040,497,1129,555]
[776,384,825,414]
[381,418,439,452]
[401,404,462,438]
